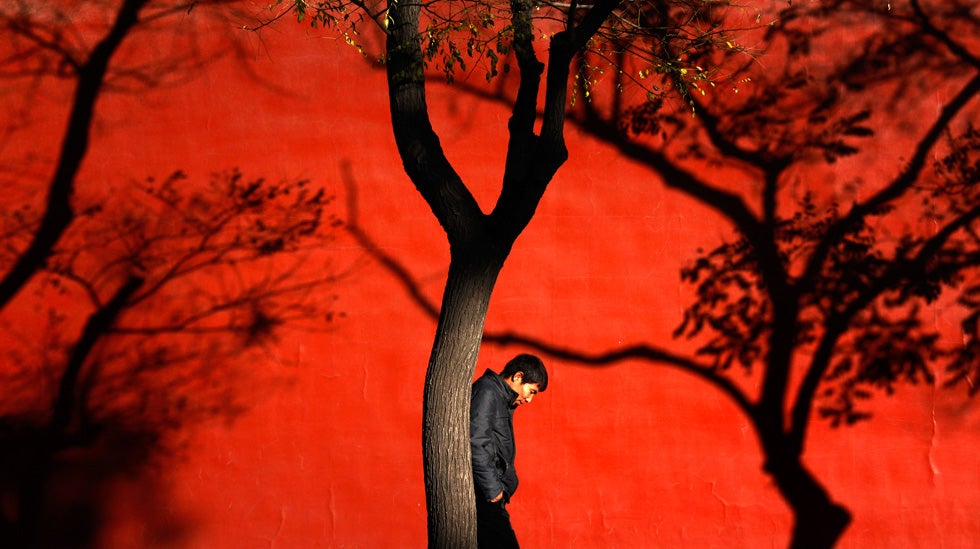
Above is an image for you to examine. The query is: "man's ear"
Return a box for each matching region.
[513,372,524,383]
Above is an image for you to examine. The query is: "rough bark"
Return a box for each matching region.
[422,249,505,548]
[384,1,506,545]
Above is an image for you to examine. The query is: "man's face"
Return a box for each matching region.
[505,373,541,407]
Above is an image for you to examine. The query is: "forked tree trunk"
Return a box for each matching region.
[382,0,616,542]
[422,250,505,549]
[764,450,851,549]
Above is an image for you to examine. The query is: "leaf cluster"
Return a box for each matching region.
[675,237,768,372]
[818,305,938,427]
[674,167,980,427]
[930,126,980,395]
[282,0,756,93]
[415,0,514,82]
[580,0,760,114]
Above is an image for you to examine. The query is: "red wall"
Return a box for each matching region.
[7,11,980,548]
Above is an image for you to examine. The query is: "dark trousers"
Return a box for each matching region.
[475,497,519,549]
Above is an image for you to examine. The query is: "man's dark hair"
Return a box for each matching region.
[501,354,548,391]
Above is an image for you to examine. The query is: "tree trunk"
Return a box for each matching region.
[764,449,851,549]
[423,249,504,549]
[13,276,143,547]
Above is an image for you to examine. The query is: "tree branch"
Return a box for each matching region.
[489,330,755,415]
[799,70,980,296]
[384,0,485,246]
[790,202,980,448]
[0,0,150,310]
[49,276,145,441]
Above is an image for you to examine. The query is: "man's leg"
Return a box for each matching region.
[475,498,519,549]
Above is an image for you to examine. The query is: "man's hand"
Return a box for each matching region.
[490,492,504,503]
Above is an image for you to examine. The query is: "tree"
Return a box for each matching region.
[274,0,751,545]
[336,1,980,547]
[382,2,619,545]
[0,2,345,545]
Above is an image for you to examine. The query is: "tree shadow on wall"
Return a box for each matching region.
[0,169,345,547]
[1,4,350,546]
[341,82,980,547]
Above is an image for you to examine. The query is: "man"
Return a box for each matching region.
[470,353,548,549]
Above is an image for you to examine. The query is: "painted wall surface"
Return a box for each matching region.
[2,5,979,548]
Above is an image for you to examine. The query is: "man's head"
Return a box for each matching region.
[500,354,548,407]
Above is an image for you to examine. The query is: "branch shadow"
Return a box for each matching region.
[0,168,345,546]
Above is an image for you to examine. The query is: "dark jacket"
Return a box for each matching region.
[470,369,519,502]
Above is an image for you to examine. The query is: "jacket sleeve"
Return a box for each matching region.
[470,383,502,501]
